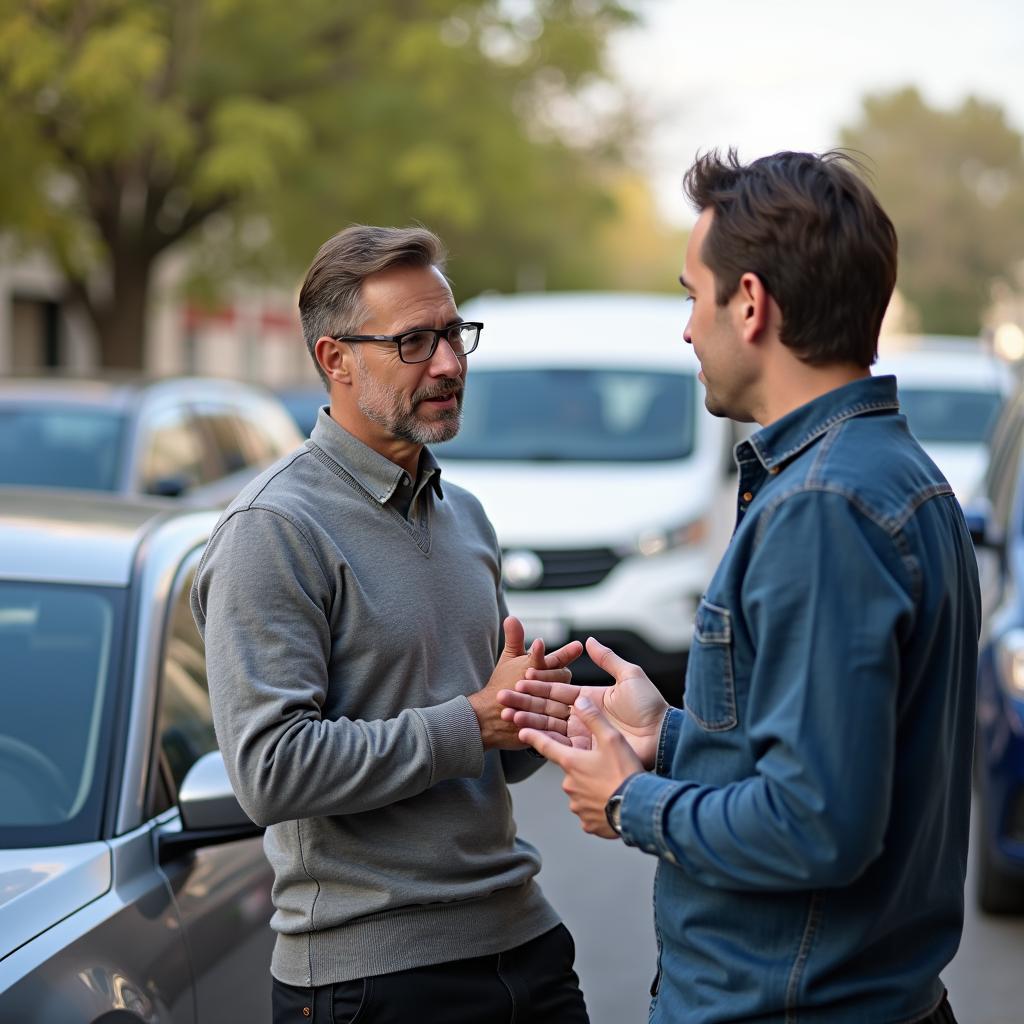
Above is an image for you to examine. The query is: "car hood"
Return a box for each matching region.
[0,842,111,961]
[438,459,713,546]
[919,443,988,505]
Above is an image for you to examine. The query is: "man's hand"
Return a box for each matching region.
[497,636,670,768]
[519,696,644,838]
[469,617,584,750]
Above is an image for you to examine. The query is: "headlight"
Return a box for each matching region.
[997,628,1024,698]
[631,517,707,558]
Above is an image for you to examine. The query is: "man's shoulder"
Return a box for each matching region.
[784,413,954,529]
[209,444,331,542]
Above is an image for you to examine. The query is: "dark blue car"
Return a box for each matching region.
[968,381,1024,913]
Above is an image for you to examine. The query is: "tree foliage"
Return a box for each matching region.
[840,86,1024,336]
[0,0,635,368]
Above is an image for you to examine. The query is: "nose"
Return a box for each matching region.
[429,337,464,377]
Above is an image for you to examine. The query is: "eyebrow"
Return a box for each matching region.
[678,274,693,291]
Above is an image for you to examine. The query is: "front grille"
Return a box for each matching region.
[509,547,621,590]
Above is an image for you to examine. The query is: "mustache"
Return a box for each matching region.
[414,379,463,403]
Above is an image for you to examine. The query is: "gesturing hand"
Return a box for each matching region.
[519,696,644,838]
[497,636,670,769]
[469,617,584,750]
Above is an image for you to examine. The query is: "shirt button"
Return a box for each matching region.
[742,491,754,502]
[769,466,780,475]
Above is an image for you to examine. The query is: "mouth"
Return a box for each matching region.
[418,390,460,409]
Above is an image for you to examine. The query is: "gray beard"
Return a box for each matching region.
[357,371,463,445]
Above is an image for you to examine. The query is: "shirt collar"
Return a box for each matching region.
[309,406,445,504]
[742,374,900,472]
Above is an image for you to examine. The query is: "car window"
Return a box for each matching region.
[139,406,210,493]
[0,407,126,490]
[236,400,303,460]
[156,567,218,794]
[986,394,1024,538]
[435,369,697,462]
[0,581,123,846]
[194,407,250,474]
[898,386,1004,445]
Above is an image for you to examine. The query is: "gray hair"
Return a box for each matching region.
[298,224,448,387]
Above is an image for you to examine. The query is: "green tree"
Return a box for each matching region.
[0,0,634,368]
[840,86,1024,336]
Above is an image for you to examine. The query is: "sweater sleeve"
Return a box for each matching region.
[191,506,484,827]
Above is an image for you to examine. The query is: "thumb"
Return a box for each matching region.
[573,695,622,744]
[526,636,547,670]
[501,616,526,659]
[585,636,633,682]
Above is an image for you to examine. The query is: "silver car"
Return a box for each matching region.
[0,376,302,503]
[0,490,274,1022]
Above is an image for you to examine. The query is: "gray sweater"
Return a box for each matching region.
[191,409,558,986]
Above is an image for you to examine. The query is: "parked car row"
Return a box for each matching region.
[2,310,1024,1024]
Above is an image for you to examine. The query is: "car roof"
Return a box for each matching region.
[874,339,1016,394]
[459,292,697,370]
[0,375,283,412]
[0,488,217,586]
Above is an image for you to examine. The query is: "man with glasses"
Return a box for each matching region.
[192,225,589,1023]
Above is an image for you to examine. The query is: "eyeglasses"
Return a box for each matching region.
[333,321,483,364]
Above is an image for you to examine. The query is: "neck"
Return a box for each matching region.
[328,403,423,476]
[752,359,870,426]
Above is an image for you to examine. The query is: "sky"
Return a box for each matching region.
[609,0,1024,225]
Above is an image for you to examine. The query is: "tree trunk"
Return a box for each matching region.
[92,251,154,371]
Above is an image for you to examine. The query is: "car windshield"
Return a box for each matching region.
[898,387,1005,445]
[436,368,696,462]
[0,407,127,490]
[0,581,124,847]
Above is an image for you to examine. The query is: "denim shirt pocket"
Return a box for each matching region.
[684,598,738,731]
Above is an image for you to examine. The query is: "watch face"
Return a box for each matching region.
[606,794,623,834]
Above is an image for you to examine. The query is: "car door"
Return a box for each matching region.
[153,557,275,1023]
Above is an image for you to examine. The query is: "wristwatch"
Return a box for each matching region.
[605,777,632,835]
[605,793,624,835]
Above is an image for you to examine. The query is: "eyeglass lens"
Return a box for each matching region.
[400,324,480,363]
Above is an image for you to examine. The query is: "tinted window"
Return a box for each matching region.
[194,408,249,474]
[899,387,1004,445]
[0,582,123,846]
[0,407,126,490]
[156,569,217,793]
[987,396,1024,539]
[436,369,696,462]
[140,406,209,493]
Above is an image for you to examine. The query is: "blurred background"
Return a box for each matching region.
[1,0,1022,378]
[2,2,1024,1023]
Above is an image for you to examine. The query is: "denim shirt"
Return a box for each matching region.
[619,375,980,1023]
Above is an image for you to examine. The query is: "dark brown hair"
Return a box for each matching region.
[682,149,897,368]
[298,225,447,386]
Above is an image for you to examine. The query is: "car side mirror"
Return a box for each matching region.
[146,474,191,498]
[158,750,263,862]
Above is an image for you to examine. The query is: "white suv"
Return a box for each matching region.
[436,292,740,699]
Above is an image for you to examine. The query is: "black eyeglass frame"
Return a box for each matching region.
[332,321,483,364]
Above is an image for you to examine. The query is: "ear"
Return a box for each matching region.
[314,336,356,386]
[736,272,772,345]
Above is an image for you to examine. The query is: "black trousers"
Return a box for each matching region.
[919,994,958,1023]
[272,923,589,1024]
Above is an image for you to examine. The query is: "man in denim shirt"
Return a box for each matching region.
[500,150,979,1023]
